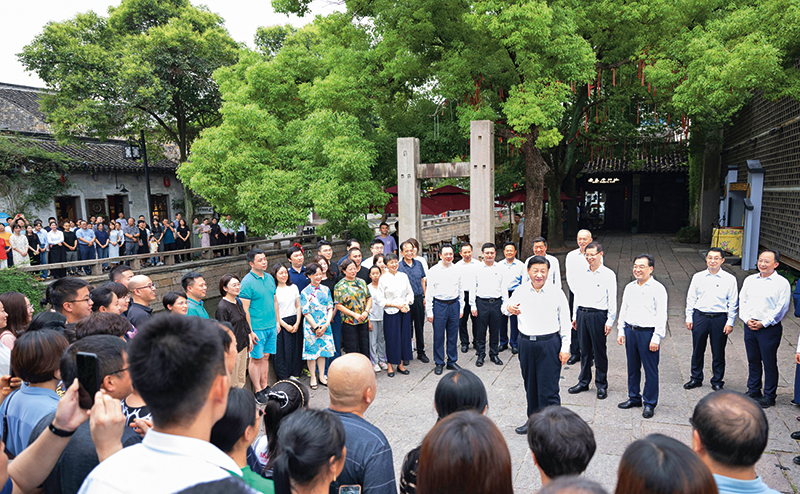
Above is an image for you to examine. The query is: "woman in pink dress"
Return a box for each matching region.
[200,219,211,248]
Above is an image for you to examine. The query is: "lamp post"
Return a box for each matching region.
[123,132,153,221]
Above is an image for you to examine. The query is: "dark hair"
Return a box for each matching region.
[372,253,385,266]
[218,274,239,297]
[418,411,512,494]
[370,238,384,248]
[101,282,129,301]
[11,330,69,383]
[345,238,359,248]
[163,291,188,311]
[271,263,292,286]
[634,253,655,269]
[76,313,131,339]
[531,236,548,247]
[369,265,383,279]
[526,255,550,269]
[246,248,266,264]
[384,253,399,263]
[347,247,362,258]
[0,292,29,337]
[691,390,768,467]
[316,240,331,250]
[128,315,227,428]
[286,246,303,259]
[304,262,322,277]
[459,242,472,251]
[527,406,596,479]
[434,369,488,419]
[407,238,421,251]
[340,258,356,272]
[707,247,724,258]
[181,272,204,291]
[538,476,608,494]
[312,255,333,280]
[210,387,256,454]
[502,241,516,250]
[400,241,414,252]
[379,222,389,228]
[274,409,345,488]
[616,434,716,494]
[761,248,780,263]
[262,378,310,471]
[481,242,496,252]
[27,311,67,333]
[585,241,603,254]
[90,286,116,312]
[61,335,127,385]
[440,244,454,255]
[47,277,90,313]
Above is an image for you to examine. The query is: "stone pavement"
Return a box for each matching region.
[302,232,800,493]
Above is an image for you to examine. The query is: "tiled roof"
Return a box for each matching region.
[581,153,688,174]
[0,83,48,121]
[0,132,179,172]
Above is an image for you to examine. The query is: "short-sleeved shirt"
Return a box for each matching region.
[122,225,139,245]
[187,297,209,319]
[0,384,60,457]
[76,228,95,244]
[288,265,309,293]
[377,235,397,254]
[398,259,426,296]
[126,303,153,328]
[63,230,78,248]
[327,409,396,494]
[334,278,371,325]
[240,270,277,331]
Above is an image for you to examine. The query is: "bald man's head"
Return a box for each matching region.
[128,275,156,304]
[328,354,376,414]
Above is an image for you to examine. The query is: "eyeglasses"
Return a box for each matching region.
[135,283,156,291]
[66,297,92,304]
[110,367,129,375]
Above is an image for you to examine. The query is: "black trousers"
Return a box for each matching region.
[475,297,502,358]
[342,322,371,358]
[275,316,302,380]
[690,311,727,386]
[624,325,659,408]
[568,290,580,356]
[410,294,426,354]
[519,333,562,418]
[577,308,609,390]
[432,300,460,366]
[500,290,519,348]
[459,291,477,345]
[744,321,782,400]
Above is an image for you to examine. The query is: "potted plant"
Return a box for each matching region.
[630,218,638,234]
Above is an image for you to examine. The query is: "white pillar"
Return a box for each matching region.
[397,137,421,244]
[469,120,495,250]
[742,160,764,271]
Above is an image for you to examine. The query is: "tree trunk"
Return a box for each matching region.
[564,163,580,239]
[544,172,565,249]
[177,112,194,222]
[520,128,547,260]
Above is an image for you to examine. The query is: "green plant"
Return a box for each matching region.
[0,267,45,314]
[0,137,73,217]
[676,225,700,243]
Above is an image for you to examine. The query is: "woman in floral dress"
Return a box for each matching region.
[301,262,335,389]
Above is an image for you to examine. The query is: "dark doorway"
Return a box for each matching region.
[107,195,127,221]
[55,196,79,223]
[638,174,689,233]
[151,194,169,220]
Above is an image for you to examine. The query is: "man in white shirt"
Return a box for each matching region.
[684,247,739,392]
[498,242,526,354]
[362,238,385,269]
[505,256,571,435]
[616,254,668,419]
[79,315,239,494]
[524,236,561,290]
[568,242,616,400]
[565,229,594,364]
[470,243,507,367]
[426,244,464,375]
[457,243,479,353]
[739,249,791,408]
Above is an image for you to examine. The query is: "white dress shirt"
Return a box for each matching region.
[565,248,585,292]
[46,229,64,246]
[375,271,414,315]
[738,271,791,328]
[617,276,669,344]
[573,264,618,327]
[684,269,739,326]
[78,430,241,494]
[416,255,429,276]
[470,261,509,307]
[523,254,561,289]
[425,262,464,317]
[361,257,374,269]
[498,257,526,291]
[504,283,572,353]
[456,259,480,295]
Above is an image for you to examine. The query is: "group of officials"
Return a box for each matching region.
[423,229,792,436]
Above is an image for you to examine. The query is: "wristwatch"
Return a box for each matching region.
[48,422,76,437]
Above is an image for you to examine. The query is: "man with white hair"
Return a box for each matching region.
[565,230,594,365]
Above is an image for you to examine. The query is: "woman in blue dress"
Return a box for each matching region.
[301,262,335,389]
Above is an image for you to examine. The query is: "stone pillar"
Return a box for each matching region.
[397,137,421,244]
[742,160,764,271]
[469,120,495,250]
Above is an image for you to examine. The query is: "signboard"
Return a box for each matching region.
[197,207,214,214]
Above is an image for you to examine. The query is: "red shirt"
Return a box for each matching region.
[0,238,7,260]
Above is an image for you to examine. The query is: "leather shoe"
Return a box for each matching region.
[790,431,800,440]
[498,344,509,352]
[568,384,590,394]
[434,364,444,375]
[712,384,724,391]
[490,355,503,366]
[794,456,800,466]
[387,371,395,378]
[515,424,528,435]
[683,380,702,390]
[642,405,655,419]
[758,396,775,409]
[597,388,608,400]
[567,355,580,365]
[511,346,519,355]
[461,344,469,353]
[446,362,461,371]
[417,352,430,364]
[618,400,643,409]
[397,367,410,375]
[746,391,763,400]
[791,400,800,407]
[476,358,485,367]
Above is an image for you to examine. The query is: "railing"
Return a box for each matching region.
[16,234,325,278]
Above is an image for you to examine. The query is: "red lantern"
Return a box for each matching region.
[164,177,171,187]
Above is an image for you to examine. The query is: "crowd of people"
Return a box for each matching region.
[0,218,796,493]
[0,212,247,277]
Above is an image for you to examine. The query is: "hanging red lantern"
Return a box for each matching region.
[60,174,66,184]
[164,176,171,187]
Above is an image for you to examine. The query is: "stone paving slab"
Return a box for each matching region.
[301,233,800,494]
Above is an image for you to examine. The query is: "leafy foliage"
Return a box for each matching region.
[0,268,46,315]
[0,138,72,217]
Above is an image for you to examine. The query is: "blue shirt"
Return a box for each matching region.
[75,228,96,244]
[327,410,397,494]
[95,229,109,246]
[0,384,60,457]
[35,229,47,249]
[398,258,426,296]
[288,265,309,293]
[713,474,780,494]
[240,270,277,330]
[186,298,209,319]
